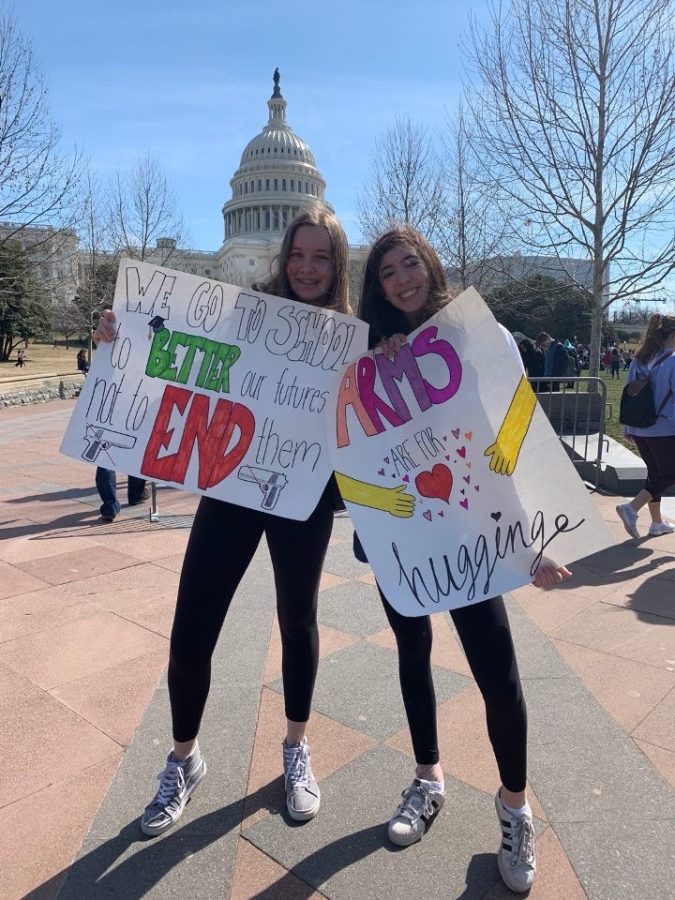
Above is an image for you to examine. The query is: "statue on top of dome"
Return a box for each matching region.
[272,68,281,98]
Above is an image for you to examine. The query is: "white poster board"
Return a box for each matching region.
[328,288,613,614]
[60,259,368,520]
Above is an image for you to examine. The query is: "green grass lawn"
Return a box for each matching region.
[0,341,90,379]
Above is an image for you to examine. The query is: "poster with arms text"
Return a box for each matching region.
[60,259,368,520]
[327,287,613,615]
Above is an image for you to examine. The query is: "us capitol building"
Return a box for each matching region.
[3,71,367,305]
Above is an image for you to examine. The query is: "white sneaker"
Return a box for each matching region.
[282,738,321,821]
[388,778,445,846]
[616,503,640,539]
[648,520,675,536]
[495,790,536,893]
[140,748,207,836]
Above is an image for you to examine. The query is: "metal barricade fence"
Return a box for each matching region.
[528,377,608,490]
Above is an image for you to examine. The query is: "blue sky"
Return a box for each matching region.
[15,0,488,250]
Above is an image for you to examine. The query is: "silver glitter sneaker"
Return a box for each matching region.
[388,778,445,846]
[282,738,321,821]
[495,790,536,893]
[140,748,207,836]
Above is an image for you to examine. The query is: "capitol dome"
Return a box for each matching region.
[222,71,329,240]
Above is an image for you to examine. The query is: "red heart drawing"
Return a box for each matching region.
[423,509,432,521]
[452,428,460,439]
[460,498,469,510]
[457,446,466,458]
[415,464,453,504]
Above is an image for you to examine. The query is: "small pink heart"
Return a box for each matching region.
[402,474,410,483]
[423,509,432,521]
[460,498,469,510]
[467,462,472,469]
[384,457,390,464]
[457,446,466,458]
[474,484,480,492]
[378,468,385,476]
[438,510,444,517]
[464,431,473,441]
[452,428,460,439]
[463,474,471,484]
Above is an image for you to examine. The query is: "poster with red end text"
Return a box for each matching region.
[60,259,368,520]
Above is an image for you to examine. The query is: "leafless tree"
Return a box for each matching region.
[357,116,446,243]
[0,10,81,251]
[438,104,514,293]
[468,0,675,376]
[107,153,185,264]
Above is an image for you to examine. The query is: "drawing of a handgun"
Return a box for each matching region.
[237,466,288,510]
[82,424,137,462]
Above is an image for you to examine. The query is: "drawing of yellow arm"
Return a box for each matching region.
[483,376,536,476]
[335,472,415,518]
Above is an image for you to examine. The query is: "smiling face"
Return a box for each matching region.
[285,225,333,305]
[377,242,430,324]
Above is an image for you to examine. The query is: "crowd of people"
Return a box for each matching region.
[517,333,635,384]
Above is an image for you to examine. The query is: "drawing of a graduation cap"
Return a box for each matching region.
[148,316,166,339]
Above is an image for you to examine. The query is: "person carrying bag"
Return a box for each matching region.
[619,352,671,428]
[616,315,675,538]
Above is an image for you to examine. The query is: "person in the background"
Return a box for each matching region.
[610,346,622,378]
[616,314,675,538]
[14,348,26,368]
[518,336,544,385]
[544,336,568,381]
[534,332,552,390]
[95,468,148,523]
[76,349,89,374]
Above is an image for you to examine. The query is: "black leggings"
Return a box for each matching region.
[633,435,675,502]
[380,589,527,792]
[169,487,335,742]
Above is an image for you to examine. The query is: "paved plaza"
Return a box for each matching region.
[1,400,674,899]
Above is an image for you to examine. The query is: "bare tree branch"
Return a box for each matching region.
[0,10,81,253]
[467,0,675,375]
[106,153,185,264]
[357,116,446,243]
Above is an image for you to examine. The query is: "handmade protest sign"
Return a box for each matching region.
[327,287,613,615]
[60,259,368,520]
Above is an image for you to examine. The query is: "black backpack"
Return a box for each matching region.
[619,353,671,427]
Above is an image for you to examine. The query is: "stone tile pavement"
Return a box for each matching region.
[1,400,674,899]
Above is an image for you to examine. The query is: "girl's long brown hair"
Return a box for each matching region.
[257,205,350,314]
[358,227,450,341]
[635,313,675,363]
